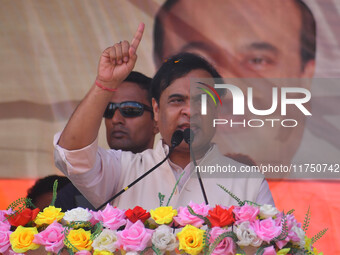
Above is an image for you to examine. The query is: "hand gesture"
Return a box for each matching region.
[96,23,144,88]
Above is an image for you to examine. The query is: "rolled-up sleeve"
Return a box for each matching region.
[53,132,122,208]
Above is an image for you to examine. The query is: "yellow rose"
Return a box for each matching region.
[65,228,93,252]
[9,226,40,253]
[277,248,291,255]
[304,236,312,250]
[94,250,113,255]
[150,206,177,224]
[177,225,205,255]
[34,206,65,226]
[313,247,323,255]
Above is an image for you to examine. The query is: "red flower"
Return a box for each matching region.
[125,206,150,223]
[207,205,235,227]
[6,208,40,227]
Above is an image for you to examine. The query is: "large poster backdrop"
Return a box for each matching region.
[0,0,339,253]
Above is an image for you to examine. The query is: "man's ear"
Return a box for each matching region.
[152,98,159,122]
[152,120,159,135]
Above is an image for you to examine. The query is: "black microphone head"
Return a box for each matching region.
[183,128,194,145]
[171,130,184,148]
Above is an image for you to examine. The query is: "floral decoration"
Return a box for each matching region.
[0,182,327,255]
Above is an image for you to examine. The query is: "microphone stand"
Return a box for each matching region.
[184,128,209,205]
[189,143,209,205]
[95,130,183,211]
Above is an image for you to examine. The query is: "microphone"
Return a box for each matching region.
[183,128,209,205]
[183,128,194,145]
[96,130,183,210]
[171,130,185,148]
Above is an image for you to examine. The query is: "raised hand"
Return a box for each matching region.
[96,23,145,88]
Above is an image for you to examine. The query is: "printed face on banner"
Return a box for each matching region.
[155,0,316,165]
[156,0,315,78]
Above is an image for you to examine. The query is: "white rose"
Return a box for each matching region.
[126,252,139,255]
[291,225,306,248]
[152,225,178,253]
[63,207,93,222]
[259,204,279,219]
[92,229,118,252]
[234,221,262,247]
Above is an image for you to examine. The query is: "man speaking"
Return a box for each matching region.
[54,24,273,209]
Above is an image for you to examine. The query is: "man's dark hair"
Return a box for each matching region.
[153,0,316,70]
[124,71,152,104]
[26,175,70,207]
[295,0,316,68]
[151,52,222,103]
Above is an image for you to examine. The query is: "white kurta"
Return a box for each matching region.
[54,133,274,210]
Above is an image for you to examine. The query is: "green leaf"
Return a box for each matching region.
[6,197,35,220]
[273,215,288,241]
[243,200,260,207]
[217,184,244,206]
[158,192,165,207]
[203,228,211,255]
[303,206,311,232]
[68,221,92,229]
[67,248,75,255]
[62,226,79,253]
[91,222,103,240]
[50,179,58,206]
[63,234,79,253]
[166,171,185,206]
[287,209,295,214]
[255,246,265,255]
[311,228,328,244]
[151,245,162,255]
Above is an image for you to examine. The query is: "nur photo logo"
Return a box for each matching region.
[197,81,312,128]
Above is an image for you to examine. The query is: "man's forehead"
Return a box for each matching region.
[162,0,301,40]
[161,76,216,98]
[162,77,191,96]
[159,0,303,72]
[167,0,300,17]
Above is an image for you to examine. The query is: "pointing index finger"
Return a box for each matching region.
[129,23,145,56]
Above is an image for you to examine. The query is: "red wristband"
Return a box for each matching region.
[95,81,117,92]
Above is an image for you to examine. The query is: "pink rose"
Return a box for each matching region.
[233,203,259,223]
[252,218,281,243]
[0,209,12,225]
[33,221,65,253]
[0,227,12,253]
[262,245,276,255]
[91,204,126,230]
[116,220,153,252]
[209,227,236,255]
[174,201,211,227]
[75,250,92,255]
[0,220,11,231]
[0,218,12,253]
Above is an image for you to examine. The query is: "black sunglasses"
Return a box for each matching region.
[103,101,153,118]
